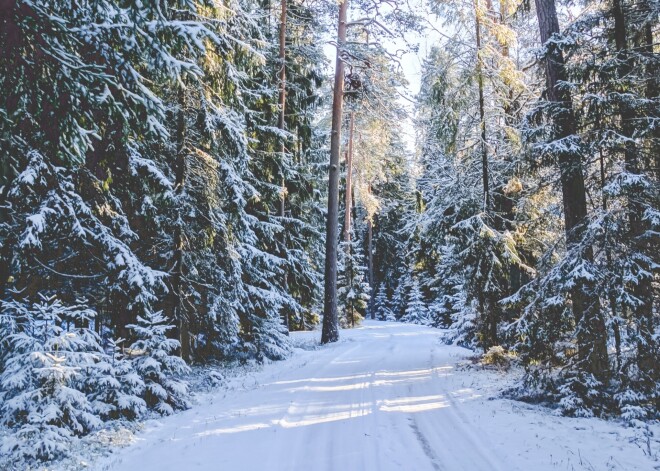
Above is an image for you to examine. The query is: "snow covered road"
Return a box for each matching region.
[101,321,659,471]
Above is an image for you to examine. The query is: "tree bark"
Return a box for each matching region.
[321,0,349,344]
[644,20,659,181]
[367,214,374,319]
[344,111,355,245]
[0,230,12,301]
[474,0,498,348]
[172,87,190,361]
[278,0,286,136]
[474,0,490,211]
[278,0,287,188]
[278,0,290,333]
[600,148,621,370]
[534,0,609,381]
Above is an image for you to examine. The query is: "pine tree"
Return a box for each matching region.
[338,229,371,328]
[401,278,430,325]
[428,248,464,329]
[373,284,393,321]
[531,0,610,383]
[85,337,147,422]
[560,0,660,417]
[414,43,528,351]
[321,0,350,345]
[126,311,190,416]
[0,296,111,461]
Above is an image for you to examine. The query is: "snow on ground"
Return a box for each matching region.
[95,321,659,471]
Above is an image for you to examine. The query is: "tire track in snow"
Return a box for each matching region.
[408,416,444,471]
[419,341,510,471]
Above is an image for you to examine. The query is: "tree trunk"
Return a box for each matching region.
[172,87,190,361]
[367,214,374,319]
[278,0,287,187]
[0,231,12,301]
[600,148,621,370]
[344,111,355,244]
[534,0,609,381]
[474,0,498,348]
[474,0,489,211]
[278,0,286,136]
[644,20,659,181]
[321,0,349,344]
[278,0,290,333]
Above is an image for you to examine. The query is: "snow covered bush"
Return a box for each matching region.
[614,368,660,423]
[126,312,191,415]
[84,338,147,421]
[447,300,479,348]
[482,346,516,368]
[556,372,610,418]
[248,309,293,362]
[384,309,397,322]
[0,295,196,467]
[391,272,412,319]
[0,296,104,461]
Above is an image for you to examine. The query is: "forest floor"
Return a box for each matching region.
[94,321,659,471]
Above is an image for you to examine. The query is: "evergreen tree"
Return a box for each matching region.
[373,284,393,321]
[126,311,190,415]
[401,278,430,325]
[414,43,528,351]
[338,228,371,328]
[0,295,137,461]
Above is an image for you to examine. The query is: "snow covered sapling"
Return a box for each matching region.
[338,236,371,328]
[126,311,191,415]
[248,306,293,362]
[557,372,609,418]
[373,284,394,321]
[0,296,103,461]
[84,337,147,421]
[401,278,430,325]
[391,271,412,319]
[384,307,397,322]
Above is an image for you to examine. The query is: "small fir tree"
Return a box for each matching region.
[126,311,190,416]
[401,278,430,325]
[0,296,103,461]
[373,284,393,321]
[338,231,371,328]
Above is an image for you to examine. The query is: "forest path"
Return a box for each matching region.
[102,321,657,471]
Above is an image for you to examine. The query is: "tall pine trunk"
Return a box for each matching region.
[367,213,374,319]
[534,0,609,381]
[278,0,290,333]
[600,148,622,370]
[474,0,489,211]
[278,0,287,211]
[171,87,190,361]
[474,0,498,348]
[344,111,355,244]
[644,19,659,181]
[322,0,349,344]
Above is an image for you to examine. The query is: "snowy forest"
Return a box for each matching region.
[0,0,658,469]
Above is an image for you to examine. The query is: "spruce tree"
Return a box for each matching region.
[373,284,393,321]
[338,228,371,328]
[401,278,430,325]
